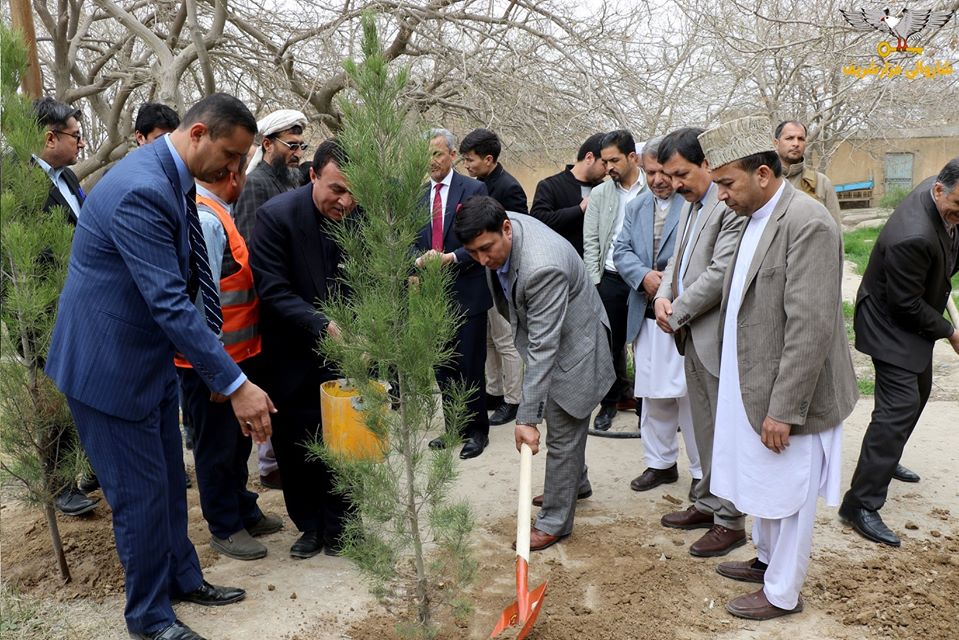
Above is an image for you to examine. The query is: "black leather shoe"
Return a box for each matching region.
[78,474,100,493]
[130,620,207,640]
[892,464,920,483]
[629,465,679,491]
[592,405,617,431]
[428,437,447,450]
[290,530,323,559]
[838,503,901,547]
[489,403,518,426]
[54,487,99,516]
[177,580,245,606]
[486,393,505,411]
[459,436,489,460]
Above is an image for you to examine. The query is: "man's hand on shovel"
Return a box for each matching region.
[515,424,540,454]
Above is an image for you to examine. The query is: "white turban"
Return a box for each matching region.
[246,109,308,174]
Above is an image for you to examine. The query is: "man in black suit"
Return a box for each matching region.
[840,157,959,547]
[33,97,86,226]
[416,128,492,459]
[459,128,526,426]
[31,96,98,516]
[249,139,354,559]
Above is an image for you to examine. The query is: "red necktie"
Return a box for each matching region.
[431,183,444,251]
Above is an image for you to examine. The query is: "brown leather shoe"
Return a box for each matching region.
[660,505,713,530]
[717,558,766,584]
[512,527,568,552]
[726,588,803,620]
[629,464,679,491]
[689,524,747,557]
[531,488,592,507]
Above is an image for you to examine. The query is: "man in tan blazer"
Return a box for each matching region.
[697,116,857,620]
[653,128,747,557]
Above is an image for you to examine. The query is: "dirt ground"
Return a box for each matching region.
[2,260,958,639]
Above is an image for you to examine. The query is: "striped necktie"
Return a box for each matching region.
[186,187,223,334]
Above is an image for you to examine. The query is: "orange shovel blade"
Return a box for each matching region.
[489,581,547,639]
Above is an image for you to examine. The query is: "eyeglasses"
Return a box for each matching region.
[273,138,309,152]
[53,130,83,143]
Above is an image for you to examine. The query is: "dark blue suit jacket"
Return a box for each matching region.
[46,139,241,422]
[416,171,492,317]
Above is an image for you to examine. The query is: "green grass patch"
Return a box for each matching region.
[858,377,876,396]
[843,226,881,275]
[842,301,855,343]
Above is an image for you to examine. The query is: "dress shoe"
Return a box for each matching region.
[489,403,519,426]
[726,588,803,620]
[247,512,284,537]
[185,473,192,489]
[688,478,700,503]
[211,529,267,561]
[892,464,920,483]
[259,469,282,490]
[512,527,568,552]
[660,505,713,530]
[689,524,747,557]
[290,530,323,559]
[428,436,447,450]
[838,503,901,547]
[177,580,245,606]
[532,488,592,507]
[78,474,100,493]
[54,487,99,516]
[717,558,767,584]
[630,464,679,491]
[130,620,207,640]
[592,405,617,431]
[485,392,505,410]
[459,435,489,460]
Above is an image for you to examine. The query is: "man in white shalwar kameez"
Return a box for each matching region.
[613,137,701,498]
[697,117,858,620]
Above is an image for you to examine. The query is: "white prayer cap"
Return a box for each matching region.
[247,109,308,174]
[697,116,775,169]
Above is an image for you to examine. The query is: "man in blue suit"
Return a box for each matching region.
[46,94,276,640]
[415,128,491,459]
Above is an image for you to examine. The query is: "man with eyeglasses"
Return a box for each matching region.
[231,109,308,492]
[28,96,99,517]
[33,97,86,226]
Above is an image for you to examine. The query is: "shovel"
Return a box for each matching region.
[490,442,548,639]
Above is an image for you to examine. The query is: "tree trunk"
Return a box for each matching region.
[43,501,72,583]
[398,373,431,628]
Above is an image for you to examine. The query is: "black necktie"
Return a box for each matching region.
[186,187,223,334]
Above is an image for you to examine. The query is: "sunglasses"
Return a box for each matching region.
[273,138,309,152]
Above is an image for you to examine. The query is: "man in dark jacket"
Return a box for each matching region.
[529,132,607,256]
[31,96,97,516]
[840,157,959,547]
[249,139,355,559]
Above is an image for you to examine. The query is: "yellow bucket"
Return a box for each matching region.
[320,379,387,461]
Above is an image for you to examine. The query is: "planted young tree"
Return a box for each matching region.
[0,24,82,583]
[313,15,476,638]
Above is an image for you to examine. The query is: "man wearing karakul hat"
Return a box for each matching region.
[701,116,858,620]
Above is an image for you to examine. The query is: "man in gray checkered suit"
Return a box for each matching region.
[455,196,615,551]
